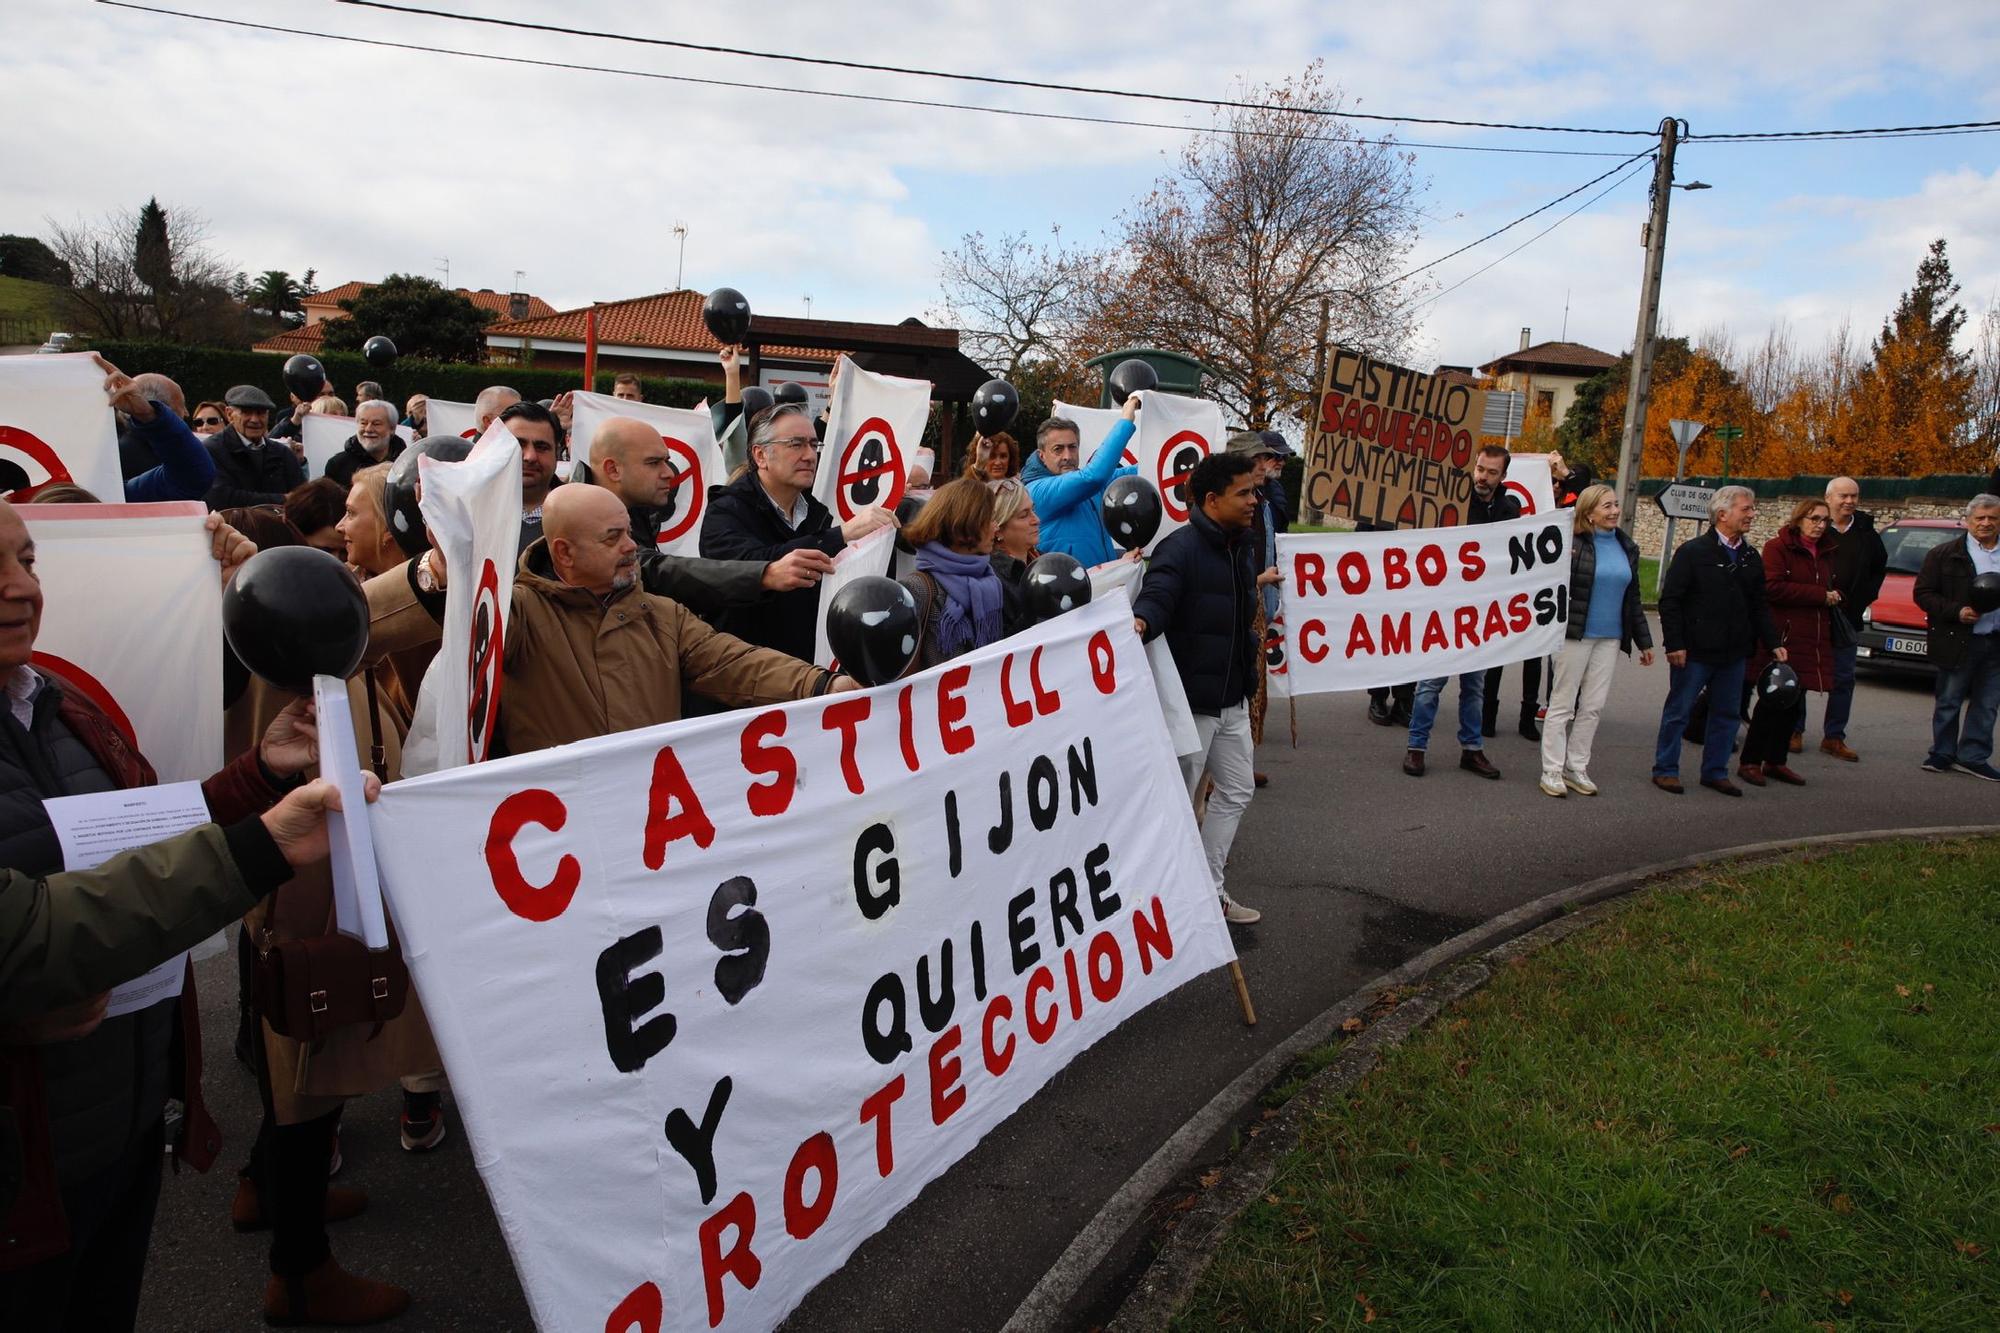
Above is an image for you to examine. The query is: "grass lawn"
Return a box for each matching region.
[1639,554,1660,602]
[0,273,61,330]
[1176,838,2000,1331]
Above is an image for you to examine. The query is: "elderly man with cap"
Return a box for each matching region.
[203,384,305,510]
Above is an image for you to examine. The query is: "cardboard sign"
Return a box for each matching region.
[416,422,524,769]
[1299,347,1490,529]
[300,412,415,481]
[1271,509,1572,695]
[814,360,930,523]
[20,502,220,780]
[570,391,726,558]
[366,595,1235,1331]
[0,352,124,503]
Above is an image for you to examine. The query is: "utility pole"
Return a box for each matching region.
[1611,118,1680,535]
[434,256,450,289]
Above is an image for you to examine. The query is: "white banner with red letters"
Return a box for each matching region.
[366,593,1234,1332]
[813,358,929,523]
[569,391,725,558]
[1270,509,1572,696]
[300,412,415,481]
[415,422,523,770]
[19,502,220,780]
[0,352,124,504]
[1127,391,1222,554]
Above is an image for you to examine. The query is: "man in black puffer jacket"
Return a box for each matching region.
[1133,452,1278,927]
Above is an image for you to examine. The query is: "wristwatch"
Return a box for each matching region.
[414,549,441,594]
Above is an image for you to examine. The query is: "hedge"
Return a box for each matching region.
[1636,472,1994,500]
[86,340,718,416]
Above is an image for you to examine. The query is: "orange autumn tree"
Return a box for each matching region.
[1841,238,1978,475]
[1561,338,1758,480]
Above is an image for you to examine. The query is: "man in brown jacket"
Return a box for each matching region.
[376,484,856,757]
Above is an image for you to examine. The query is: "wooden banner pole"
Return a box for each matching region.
[1228,961,1257,1026]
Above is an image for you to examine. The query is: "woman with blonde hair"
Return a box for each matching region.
[986,476,1040,591]
[1539,483,1654,796]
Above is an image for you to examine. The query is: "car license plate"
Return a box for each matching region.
[1885,636,1927,656]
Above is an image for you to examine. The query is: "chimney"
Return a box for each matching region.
[509,292,529,320]
[1519,327,1532,351]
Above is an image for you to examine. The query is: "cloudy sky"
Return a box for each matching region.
[5,0,1998,374]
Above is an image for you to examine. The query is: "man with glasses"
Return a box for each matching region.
[1914,494,2000,781]
[204,384,305,510]
[700,402,894,661]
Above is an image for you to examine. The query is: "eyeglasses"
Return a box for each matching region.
[1802,515,1829,524]
[764,436,819,451]
[193,416,224,427]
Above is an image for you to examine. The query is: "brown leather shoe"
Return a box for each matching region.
[1700,777,1744,797]
[1403,748,1425,777]
[1820,738,1859,762]
[1737,763,1767,787]
[232,1177,369,1233]
[1766,764,1808,786]
[264,1256,410,1326]
[1253,770,1269,789]
[1788,733,1803,754]
[1459,749,1501,780]
[1652,775,1684,794]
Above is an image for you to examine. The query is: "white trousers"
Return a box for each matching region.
[1180,702,1255,898]
[1540,636,1621,782]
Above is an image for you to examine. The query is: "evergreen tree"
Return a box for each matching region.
[319,274,494,363]
[133,197,173,293]
[1851,238,1977,473]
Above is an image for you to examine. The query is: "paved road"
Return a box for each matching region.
[138,650,1998,1331]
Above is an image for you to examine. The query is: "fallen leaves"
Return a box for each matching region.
[1729,1144,1753,1161]
[1952,1239,1986,1259]
[1341,1016,1366,1035]
[1199,1168,1222,1189]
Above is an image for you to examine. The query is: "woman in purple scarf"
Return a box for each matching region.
[898,479,1019,672]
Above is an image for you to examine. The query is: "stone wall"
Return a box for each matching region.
[1629,493,1973,565]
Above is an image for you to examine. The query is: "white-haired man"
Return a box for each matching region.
[1914,493,2000,780]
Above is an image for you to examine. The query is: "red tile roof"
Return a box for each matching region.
[1480,340,1619,375]
[485,290,836,363]
[252,324,327,354]
[299,282,556,320]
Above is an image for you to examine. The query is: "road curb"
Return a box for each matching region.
[1002,823,2000,1333]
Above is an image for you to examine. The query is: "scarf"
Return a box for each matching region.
[917,542,1004,659]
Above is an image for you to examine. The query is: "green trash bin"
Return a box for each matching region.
[1084,348,1210,409]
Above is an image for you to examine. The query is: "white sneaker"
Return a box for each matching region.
[1220,895,1262,925]
[1538,776,1567,798]
[1563,771,1599,796]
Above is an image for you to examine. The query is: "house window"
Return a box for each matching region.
[1535,389,1556,418]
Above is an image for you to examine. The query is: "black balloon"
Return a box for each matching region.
[363,335,398,367]
[1101,475,1163,550]
[703,287,752,345]
[826,575,919,687]
[739,385,775,424]
[283,354,327,402]
[223,547,370,692]
[1756,660,1802,711]
[773,381,810,407]
[1971,571,2000,614]
[893,494,927,555]
[1106,358,1158,406]
[971,379,1020,436]
[1023,552,1092,623]
[385,434,475,557]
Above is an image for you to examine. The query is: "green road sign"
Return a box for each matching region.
[1712,425,1745,441]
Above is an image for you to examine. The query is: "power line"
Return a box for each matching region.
[329,0,1660,138]
[1690,118,2000,142]
[1386,148,1657,288]
[1410,155,1655,312]
[95,2,1636,158]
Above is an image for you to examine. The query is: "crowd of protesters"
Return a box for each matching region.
[3,345,1997,1331]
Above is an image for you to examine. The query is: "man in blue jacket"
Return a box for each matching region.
[94,357,215,502]
[1133,452,1281,926]
[1020,393,1140,567]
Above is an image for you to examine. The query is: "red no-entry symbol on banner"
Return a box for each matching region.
[654,436,707,546]
[1156,430,1208,524]
[1503,479,1537,515]
[0,425,78,501]
[467,559,504,764]
[834,416,905,521]
[31,651,138,748]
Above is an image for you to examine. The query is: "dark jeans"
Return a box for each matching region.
[1794,639,1858,741]
[1930,633,2000,767]
[1655,657,1746,782]
[0,1117,164,1331]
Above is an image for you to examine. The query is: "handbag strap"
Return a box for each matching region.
[361,671,387,781]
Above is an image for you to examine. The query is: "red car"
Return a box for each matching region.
[1855,516,1964,675]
